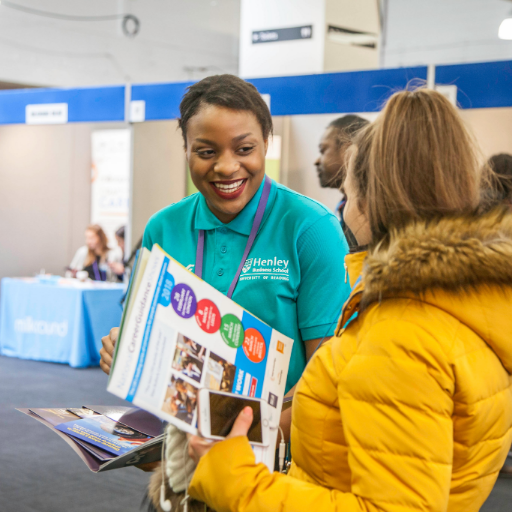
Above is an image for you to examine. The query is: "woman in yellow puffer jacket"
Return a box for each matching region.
[187,88,512,512]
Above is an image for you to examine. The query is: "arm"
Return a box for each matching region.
[189,320,455,512]
[296,214,352,360]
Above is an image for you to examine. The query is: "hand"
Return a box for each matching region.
[136,461,161,472]
[100,327,119,375]
[109,262,125,275]
[188,406,253,464]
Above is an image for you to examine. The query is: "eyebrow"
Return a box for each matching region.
[194,133,253,145]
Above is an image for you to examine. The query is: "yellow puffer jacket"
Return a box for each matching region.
[190,210,512,512]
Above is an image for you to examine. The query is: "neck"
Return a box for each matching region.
[206,202,240,224]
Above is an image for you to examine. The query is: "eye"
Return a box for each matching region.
[237,145,255,155]
[196,149,215,158]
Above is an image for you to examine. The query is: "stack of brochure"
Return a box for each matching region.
[17,406,164,472]
[108,244,293,469]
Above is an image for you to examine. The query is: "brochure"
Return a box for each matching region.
[108,244,294,469]
[17,406,165,472]
[55,415,152,457]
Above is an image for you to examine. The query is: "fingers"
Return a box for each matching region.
[100,327,118,376]
[110,327,119,345]
[188,435,216,463]
[135,461,161,472]
[99,355,111,375]
[227,407,253,439]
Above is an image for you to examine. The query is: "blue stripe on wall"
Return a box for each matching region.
[2,60,512,125]
[436,60,512,109]
[0,86,125,125]
[248,67,428,115]
[131,67,427,119]
[131,82,194,121]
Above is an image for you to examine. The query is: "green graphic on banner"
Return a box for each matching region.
[220,314,245,348]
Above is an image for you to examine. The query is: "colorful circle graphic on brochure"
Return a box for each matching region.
[220,314,245,348]
[195,299,221,333]
[171,283,197,318]
[243,328,266,363]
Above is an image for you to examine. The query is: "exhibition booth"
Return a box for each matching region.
[1,59,511,366]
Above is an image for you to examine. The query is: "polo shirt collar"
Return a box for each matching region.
[194,177,274,236]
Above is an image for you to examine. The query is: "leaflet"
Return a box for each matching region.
[108,244,293,469]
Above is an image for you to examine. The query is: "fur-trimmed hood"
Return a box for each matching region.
[356,209,512,374]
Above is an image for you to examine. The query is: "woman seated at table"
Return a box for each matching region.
[69,225,122,281]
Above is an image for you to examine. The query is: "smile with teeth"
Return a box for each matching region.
[212,179,246,193]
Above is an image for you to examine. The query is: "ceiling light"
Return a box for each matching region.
[498,18,512,40]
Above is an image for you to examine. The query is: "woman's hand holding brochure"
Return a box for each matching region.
[100,327,119,375]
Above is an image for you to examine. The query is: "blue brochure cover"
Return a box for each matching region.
[55,415,152,456]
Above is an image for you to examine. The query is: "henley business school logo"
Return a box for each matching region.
[240,256,290,282]
[242,258,253,274]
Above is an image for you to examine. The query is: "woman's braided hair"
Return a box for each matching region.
[178,74,273,146]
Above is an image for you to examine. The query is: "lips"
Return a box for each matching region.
[210,179,247,200]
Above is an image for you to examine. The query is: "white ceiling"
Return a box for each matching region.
[0,0,240,87]
[0,1,511,88]
[382,0,512,67]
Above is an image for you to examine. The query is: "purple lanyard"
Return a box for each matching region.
[195,175,272,299]
[92,259,105,281]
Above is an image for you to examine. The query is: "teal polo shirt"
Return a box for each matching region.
[142,178,351,393]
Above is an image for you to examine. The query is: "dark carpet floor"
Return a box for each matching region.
[0,355,151,512]
[0,355,511,512]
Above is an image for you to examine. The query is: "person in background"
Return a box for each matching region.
[109,225,126,281]
[485,153,512,207]
[314,115,369,248]
[187,88,512,512]
[69,225,122,281]
[482,153,512,479]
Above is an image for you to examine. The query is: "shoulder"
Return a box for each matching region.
[349,299,458,383]
[72,246,88,260]
[146,194,199,232]
[273,183,341,235]
[275,183,336,219]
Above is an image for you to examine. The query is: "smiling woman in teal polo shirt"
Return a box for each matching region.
[100,73,350,407]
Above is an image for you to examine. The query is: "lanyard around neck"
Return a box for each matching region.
[195,175,272,299]
[92,259,104,281]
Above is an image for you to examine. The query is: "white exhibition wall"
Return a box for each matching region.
[0,122,120,281]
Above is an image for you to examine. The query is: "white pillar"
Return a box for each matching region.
[239,0,380,78]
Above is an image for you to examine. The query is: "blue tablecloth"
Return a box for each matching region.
[0,278,124,367]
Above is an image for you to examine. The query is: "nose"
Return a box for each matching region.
[214,151,241,177]
[314,156,321,168]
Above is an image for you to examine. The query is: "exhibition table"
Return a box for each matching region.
[0,277,124,367]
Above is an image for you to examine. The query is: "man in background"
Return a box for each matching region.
[314,115,369,248]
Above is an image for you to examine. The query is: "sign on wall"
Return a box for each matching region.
[91,129,130,248]
[252,25,313,44]
[26,103,68,124]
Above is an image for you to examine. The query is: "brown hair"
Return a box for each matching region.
[84,224,109,267]
[351,87,484,242]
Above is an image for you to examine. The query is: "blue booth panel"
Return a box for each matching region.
[132,66,428,119]
[0,85,126,125]
[131,82,194,121]
[436,60,512,109]
[0,278,124,367]
[248,66,428,115]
